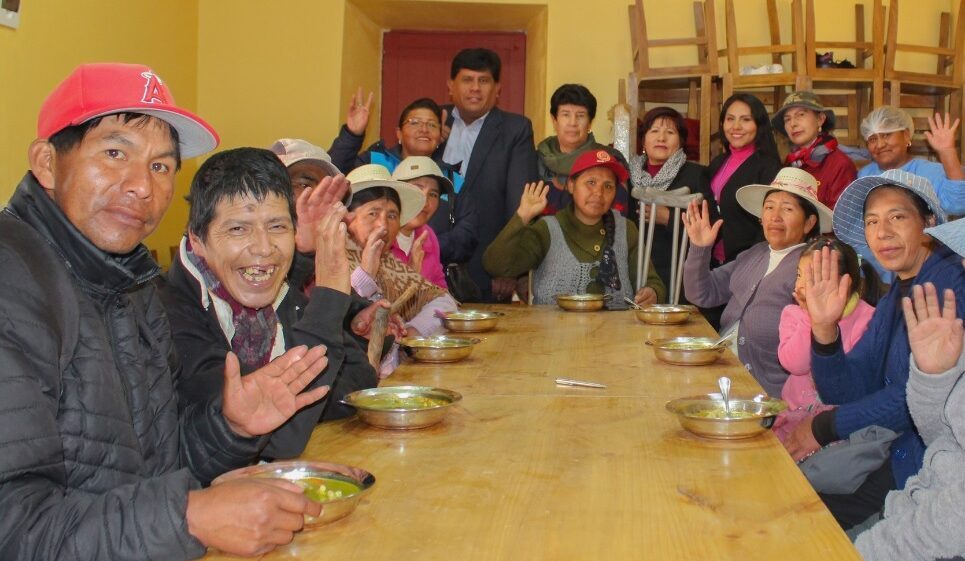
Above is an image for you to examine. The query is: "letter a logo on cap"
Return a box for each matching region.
[140,71,167,104]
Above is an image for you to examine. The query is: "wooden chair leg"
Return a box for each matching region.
[700,74,712,164]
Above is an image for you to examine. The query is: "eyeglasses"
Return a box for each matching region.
[403,118,441,131]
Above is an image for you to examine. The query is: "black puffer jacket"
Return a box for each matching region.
[0,174,263,561]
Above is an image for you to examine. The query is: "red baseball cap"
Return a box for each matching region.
[37,63,219,159]
[568,149,629,184]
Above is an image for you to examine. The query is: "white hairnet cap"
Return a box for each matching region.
[860,106,914,140]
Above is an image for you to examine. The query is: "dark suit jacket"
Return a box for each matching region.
[441,105,538,301]
[707,150,781,262]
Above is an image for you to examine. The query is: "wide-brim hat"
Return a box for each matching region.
[38,63,218,159]
[345,164,426,225]
[771,91,836,138]
[569,149,629,184]
[391,156,455,196]
[925,219,965,258]
[270,138,341,177]
[832,169,946,249]
[736,167,834,233]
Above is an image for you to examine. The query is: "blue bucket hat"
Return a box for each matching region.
[832,169,946,249]
[925,219,965,258]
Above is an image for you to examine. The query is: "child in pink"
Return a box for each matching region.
[773,238,878,443]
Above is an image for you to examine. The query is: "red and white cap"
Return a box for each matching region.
[37,63,219,159]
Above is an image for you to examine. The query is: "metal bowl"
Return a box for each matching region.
[556,293,605,312]
[400,335,480,363]
[634,304,692,325]
[340,385,463,429]
[212,461,375,526]
[440,310,505,333]
[646,336,726,366]
[666,394,787,439]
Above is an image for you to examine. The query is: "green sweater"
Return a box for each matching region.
[483,205,666,301]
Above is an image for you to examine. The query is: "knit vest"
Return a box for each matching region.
[533,210,632,307]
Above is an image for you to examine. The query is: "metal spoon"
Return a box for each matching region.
[623,296,643,310]
[711,330,737,348]
[718,376,732,418]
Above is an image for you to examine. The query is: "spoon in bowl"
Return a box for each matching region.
[718,376,732,418]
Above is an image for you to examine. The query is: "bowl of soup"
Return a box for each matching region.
[400,335,480,363]
[440,310,505,333]
[211,461,375,527]
[646,336,726,365]
[634,304,692,325]
[341,385,463,429]
[556,293,605,312]
[665,394,787,439]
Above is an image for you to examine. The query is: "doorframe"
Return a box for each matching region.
[340,0,548,150]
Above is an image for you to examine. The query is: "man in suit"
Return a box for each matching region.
[440,48,538,302]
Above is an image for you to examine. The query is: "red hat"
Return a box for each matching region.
[37,63,219,159]
[568,149,629,184]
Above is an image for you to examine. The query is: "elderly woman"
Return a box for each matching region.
[683,167,833,397]
[536,83,631,216]
[161,148,378,459]
[790,170,965,531]
[344,164,458,337]
[858,106,965,215]
[628,106,716,290]
[772,91,856,209]
[484,150,666,307]
[708,93,783,264]
[328,95,476,269]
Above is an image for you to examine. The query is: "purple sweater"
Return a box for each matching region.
[684,242,801,397]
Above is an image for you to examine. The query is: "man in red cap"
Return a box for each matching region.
[0,63,329,560]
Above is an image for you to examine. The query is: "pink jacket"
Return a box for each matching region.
[777,300,876,410]
[391,225,447,289]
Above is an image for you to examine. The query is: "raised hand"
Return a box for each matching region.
[409,230,428,274]
[634,286,658,306]
[222,345,330,438]
[295,174,351,253]
[804,246,851,344]
[346,87,373,136]
[682,199,722,248]
[440,108,450,143]
[313,202,351,295]
[517,181,549,223]
[186,478,322,557]
[924,112,961,155]
[360,226,386,278]
[903,282,964,374]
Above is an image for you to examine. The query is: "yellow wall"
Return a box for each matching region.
[0,0,199,265]
[1,0,957,266]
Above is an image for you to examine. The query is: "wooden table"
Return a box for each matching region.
[206,305,861,561]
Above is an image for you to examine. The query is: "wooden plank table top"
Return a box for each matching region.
[205,305,862,561]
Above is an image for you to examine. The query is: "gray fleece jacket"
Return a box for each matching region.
[855,335,965,561]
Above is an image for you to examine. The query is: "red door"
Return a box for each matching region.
[380,31,526,146]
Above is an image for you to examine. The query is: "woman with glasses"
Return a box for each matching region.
[328,94,478,283]
[858,106,965,216]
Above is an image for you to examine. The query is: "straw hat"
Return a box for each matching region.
[391,156,455,196]
[735,167,834,233]
[345,164,426,226]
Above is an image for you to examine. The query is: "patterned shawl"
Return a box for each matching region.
[346,241,447,322]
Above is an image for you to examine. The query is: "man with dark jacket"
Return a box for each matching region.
[0,63,329,560]
[441,48,538,302]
